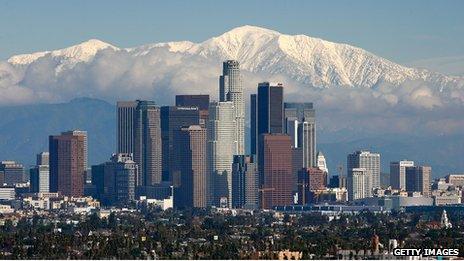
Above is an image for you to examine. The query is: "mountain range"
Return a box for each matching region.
[1,25,463,177]
[6,25,464,90]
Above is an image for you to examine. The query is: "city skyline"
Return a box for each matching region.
[1,2,463,259]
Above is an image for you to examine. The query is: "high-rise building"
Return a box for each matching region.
[172,125,209,208]
[347,150,381,190]
[251,82,284,156]
[175,95,210,127]
[250,94,258,155]
[36,152,49,166]
[160,106,200,182]
[207,101,236,207]
[0,161,25,185]
[297,122,316,168]
[329,175,340,188]
[284,102,316,167]
[62,130,88,170]
[446,174,464,187]
[30,152,50,193]
[348,168,370,201]
[232,155,259,209]
[405,166,431,197]
[390,160,414,190]
[219,60,245,155]
[259,134,293,209]
[49,130,87,197]
[317,151,328,175]
[134,101,162,186]
[91,153,137,205]
[298,167,327,205]
[117,101,138,154]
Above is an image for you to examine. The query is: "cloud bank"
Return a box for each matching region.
[1,47,463,139]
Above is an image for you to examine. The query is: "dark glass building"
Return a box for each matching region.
[134,101,162,186]
[172,125,208,208]
[250,82,284,156]
[160,106,200,183]
[175,95,210,127]
[232,155,258,209]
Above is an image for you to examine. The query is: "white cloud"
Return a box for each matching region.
[0,47,463,138]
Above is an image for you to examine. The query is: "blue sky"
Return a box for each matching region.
[1,0,463,63]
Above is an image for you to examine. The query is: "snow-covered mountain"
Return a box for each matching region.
[5,25,464,89]
[8,39,118,65]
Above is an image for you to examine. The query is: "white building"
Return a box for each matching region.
[348,150,381,190]
[348,168,370,201]
[390,160,414,190]
[139,196,173,211]
[0,187,15,200]
[0,205,14,214]
[317,151,328,175]
[446,174,464,187]
[219,60,244,155]
[208,101,236,207]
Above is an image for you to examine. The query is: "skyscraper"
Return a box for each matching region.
[348,168,370,201]
[317,151,328,175]
[207,101,236,207]
[160,106,200,182]
[259,134,293,209]
[219,60,245,155]
[232,155,259,209]
[390,160,414,190]
[284,102,316,167]
[49,130,87,197]
[250,94,257,155]
[347,150,381,190]
[405,166,431,197]
[91,153,137,205]
[251,82,284,156]
[175,95,210,127]
[30,165,50,193]
[30,152,50,193]
[134,101,162,186]
[298,167,327,205]
[117,101,138,154]
[36,152,49,166]
[0,161,25,185]
[172,125,209,208]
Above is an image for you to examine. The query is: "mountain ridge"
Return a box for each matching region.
[5,25,463,89]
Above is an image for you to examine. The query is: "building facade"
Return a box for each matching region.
[259,134,293,209]
[175,95,210,127]
[231,155,259,209]
[0,161,25,185]
[49,130,87,197]
[160,106,200,182]
[30,165,50,193]
[406,166,431,197]
[91,153,137,205]
[134,101,162,186]
[348,168,370,201]
[251,82,284,156]
[347,150,381,190]
[172,125,209,208]
[284,102,316,167]
[117,101,138,154]
[207,101,236,207]
[219,60,245,155]
[390,160,414,190]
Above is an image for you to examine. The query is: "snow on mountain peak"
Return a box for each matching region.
[8,39,118,65]
[4,25,464,89]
